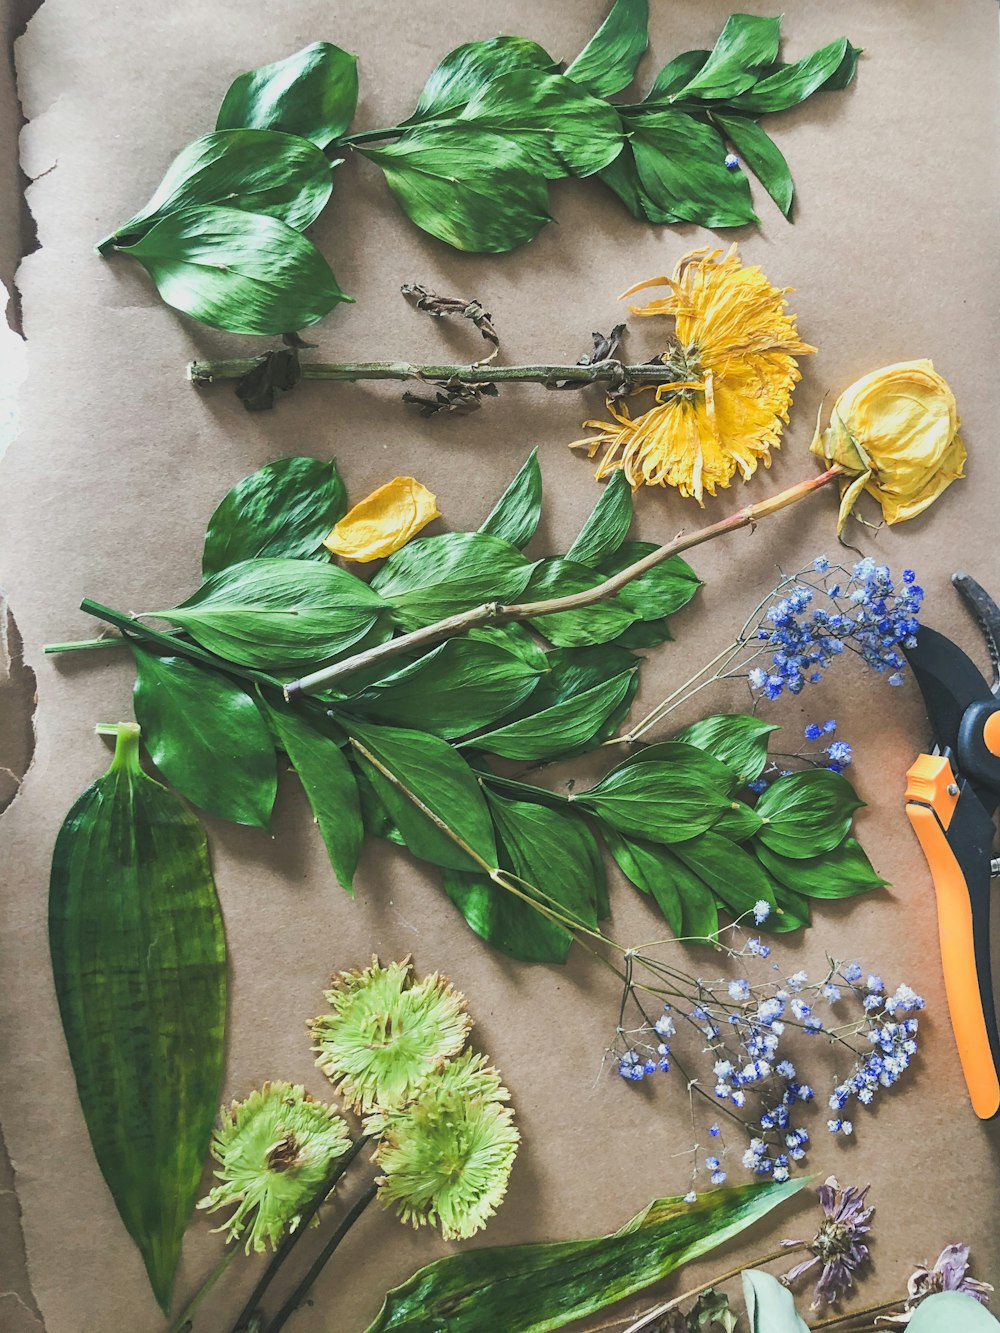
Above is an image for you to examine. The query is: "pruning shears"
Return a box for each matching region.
[904,573,1000,1120]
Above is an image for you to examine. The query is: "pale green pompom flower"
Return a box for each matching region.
[368,1050,519,1241]
[311,957,471,1114]
[198,1081,353,1252]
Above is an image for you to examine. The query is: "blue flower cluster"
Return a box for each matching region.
[747,720,852,794]
[613,941,925,1191]
[745,558,924,700]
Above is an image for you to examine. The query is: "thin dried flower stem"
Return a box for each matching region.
[808,1299,903,1330]
[188,358,671,388]
[284,465,844,699]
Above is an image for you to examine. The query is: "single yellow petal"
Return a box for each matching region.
[324,477,440,563]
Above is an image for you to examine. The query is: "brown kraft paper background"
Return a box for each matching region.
[1,1,999,1329]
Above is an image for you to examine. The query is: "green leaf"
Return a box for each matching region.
[597,144,648,220]
[202,456,348,576]
[468,623,550,672]
[755,769,864,859]
[496,644,640,754]
[673,15,783,100]
[263,698,362,892]
[672,715,779,785]
[100,131,334,251]
[713,801,763,843]
[609,740,742,796]
[462,669,635,761]
[453,69,624,179]
[441,868,568,964]
[49,725,226,1311]
[364,1177,807,1333]
[729,38,858,114]
[480,449,543,549]
[566,470,633,567]
[628,110,757,227]
[524,558,638,647]
[907,1292,1000,1332]
[755,836,886,900]
[411,37,557,119]
[671,850,721,939]
[347,719,497,873]
[157,557,389,669]
[611,617,673,650]
[690,1289,739,1333]
[768,880,812,933]
[118,205,350,335]
[216,42,359,147]
[672,832,776,922]
[131,648,276,829]
[361,130,551,254]
[595,543,701,621]
[713,114,793,216]
[565,0,649,98]
[371,532,532,630]
[646,50,710,100]
[578,755,731,843]
[742,1269,810,1333]
[602,828,682,935]
[343,637,542,738]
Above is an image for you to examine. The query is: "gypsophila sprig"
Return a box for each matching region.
[312,957,471,1113]
[198,1081,352,1252]
[610,922,924,1193]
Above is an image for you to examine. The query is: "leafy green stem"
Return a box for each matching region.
[164,1247,241,1333]
[285,465,845,699]
[261,1180,379,1333]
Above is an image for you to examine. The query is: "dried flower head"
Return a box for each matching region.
[879,1244,993,1324]
[572,246,814,502]
[783,1176,874,1308]
[810,360,966,535]
[198,1081,352,1252]
[312,957,471,1114]
[368,1050,519,1240]
[324,476,440,561]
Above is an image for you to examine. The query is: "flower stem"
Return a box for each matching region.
[261,1181,379,1333]
[284,466,844,699]
[808,1298,903,1330]
[164,1248,241,1333]
[188,358,672,388]
[229,1135,370,1333]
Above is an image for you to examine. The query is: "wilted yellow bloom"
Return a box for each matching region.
[572,247,814,502]
[811,359,966,535]
[324,476,440,562]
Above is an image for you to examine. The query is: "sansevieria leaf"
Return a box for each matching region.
[365,1177,806,1333]
[49,724,226,1311]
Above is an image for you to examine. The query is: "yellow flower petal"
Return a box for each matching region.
[573,247,813,502]
[324,477,440,562]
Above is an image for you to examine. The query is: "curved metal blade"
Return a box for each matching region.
[954,571,1000,698]
[902,624,993,752]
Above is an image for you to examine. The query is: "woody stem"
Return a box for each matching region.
[188,358,677,388]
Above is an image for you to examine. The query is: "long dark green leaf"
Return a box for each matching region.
[157,557,389,669]
[202,456,348,576]
[608,740,741,795]
[674,14,782,100]
[411,37,556,119]
[602,828,683,935]
[364,1177,806,1333]
[713,114,793,217]
[672,714,778,785]
[370,532,532,629]
[755,770,864,858]
[672,832,777,922]
[579,755,732,843]
[646,50,710,100]
[343,637,543,738]
[118,205,350,335]
[131,647,276,828]
[347,719,497,872]
[49,724,226,1311]
[565,0,649,98]
[480,449,543,550]
[264,698,363,891]
[728,38,858,113]
[755,837,886,900]
[463,670,635,761]
[101,130,334,250]
[566,470,633,567]
[216,42,359,147]
[361,130,551,253]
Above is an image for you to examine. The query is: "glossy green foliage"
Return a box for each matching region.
[49,725,226,1310]
[217,41,359,147]
[365,1177,806,1332]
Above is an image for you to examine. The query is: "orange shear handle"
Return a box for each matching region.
[906,754,1000,1119]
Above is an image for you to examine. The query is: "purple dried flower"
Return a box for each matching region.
[879,1243,994,1323]
[783,1176,873,1308]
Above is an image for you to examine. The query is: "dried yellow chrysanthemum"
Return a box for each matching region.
[324,476,440,562]
[572,247,814,503]
[810,359,966,535]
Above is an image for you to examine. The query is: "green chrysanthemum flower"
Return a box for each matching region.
[198,1081,353,1253]
[311,957,471,1114]
[369,1051,519,1241]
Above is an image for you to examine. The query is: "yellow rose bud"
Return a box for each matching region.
[324,477,440,562]
[810,359,966,535]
